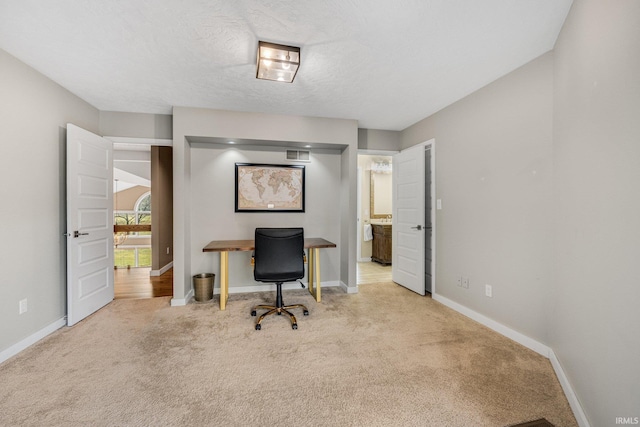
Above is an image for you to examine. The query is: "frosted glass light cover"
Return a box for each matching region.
[256,41,300,83]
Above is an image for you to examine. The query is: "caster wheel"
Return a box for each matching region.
[303,310,309,316]
[255,324,261,330]
[277,311,282,315]
[292,323,298,330]
[251,310,257,316]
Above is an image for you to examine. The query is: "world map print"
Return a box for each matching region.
[236,164,304,211]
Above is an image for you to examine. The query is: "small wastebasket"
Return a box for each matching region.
[193,273,214,302]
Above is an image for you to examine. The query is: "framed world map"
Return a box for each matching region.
[235,163,305,212]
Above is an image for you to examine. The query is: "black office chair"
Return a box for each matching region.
[251,227,309,330]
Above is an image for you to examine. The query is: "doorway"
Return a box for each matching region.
[357,152,395,285]
[113,144,173,299]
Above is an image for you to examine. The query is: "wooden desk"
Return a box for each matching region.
[203,238,337,310]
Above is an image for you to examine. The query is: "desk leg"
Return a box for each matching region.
[307,249,315,298]
[308,248,321,302]
[220,251,229,310]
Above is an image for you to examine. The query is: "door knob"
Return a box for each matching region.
[411,225,423,230]
[73,231,89,238]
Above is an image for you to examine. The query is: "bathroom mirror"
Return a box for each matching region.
[370,171,392,218]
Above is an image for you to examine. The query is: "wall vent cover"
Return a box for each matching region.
[285,149,310,162]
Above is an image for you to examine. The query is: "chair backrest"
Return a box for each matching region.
[254,228,305,283]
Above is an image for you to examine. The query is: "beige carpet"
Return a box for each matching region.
[0,282,577,426]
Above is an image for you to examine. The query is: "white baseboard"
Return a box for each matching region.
[214,280,342,295]
[0,317,66,365]
[433,293,589,426]
[549,350,591,427]
[433,294,550,357]
[150,261,173,277]
[173,281,343,305]
[171,288,194,306]
[341,281,358,294]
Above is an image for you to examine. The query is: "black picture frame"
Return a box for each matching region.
[235,163,305,212]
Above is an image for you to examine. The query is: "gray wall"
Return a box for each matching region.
[401,1,640,423]
[340,144,358,289]
[151,146,173,271]
[402,52,555,343]
[358,128,401,151]
[172,107,358,302]
[550,0,640,424]
[100,111,172,140]
[0,48,99,354]
[189,145,341,290]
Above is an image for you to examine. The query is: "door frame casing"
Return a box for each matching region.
[425,139,436,296]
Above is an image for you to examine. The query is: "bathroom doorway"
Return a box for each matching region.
[357,152,395,285]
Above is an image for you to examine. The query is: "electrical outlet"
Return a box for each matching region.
[457,277,462,287]
[485,284,492,297]
[166,247,170,255]
[462,277,469,289]
[19,298,28,314]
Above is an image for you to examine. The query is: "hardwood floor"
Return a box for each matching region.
[114,267,173,299]
[357,261,392,285]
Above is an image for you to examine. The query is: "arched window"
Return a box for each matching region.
[134,192,151,234]
[135,191,151,212]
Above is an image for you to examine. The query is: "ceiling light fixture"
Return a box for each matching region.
[256,41,300,83]
[371,161,392,174]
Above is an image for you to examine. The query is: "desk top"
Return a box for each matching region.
[203,237,336,252]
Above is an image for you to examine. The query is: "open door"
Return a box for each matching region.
[392,143,425,295]
[66,124,114,326]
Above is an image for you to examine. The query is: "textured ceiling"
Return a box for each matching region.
[0,0,572,130]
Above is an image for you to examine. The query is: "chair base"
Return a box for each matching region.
[251,282,308,330]
[251,304,309,330]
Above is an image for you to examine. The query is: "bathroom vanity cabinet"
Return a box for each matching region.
[371,224,392,265]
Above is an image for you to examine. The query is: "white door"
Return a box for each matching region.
[392,143,425,295]
[66,124,114,326]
